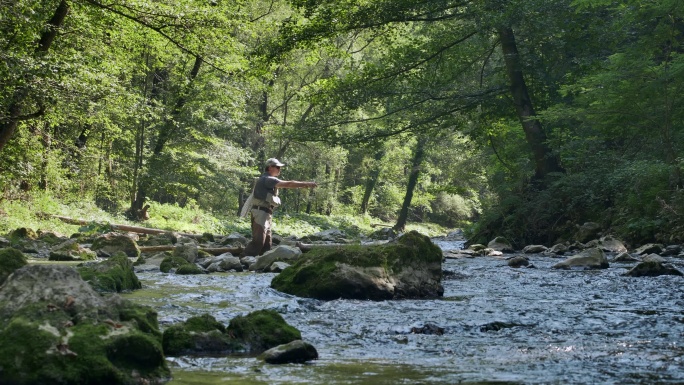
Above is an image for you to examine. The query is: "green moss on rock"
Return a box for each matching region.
[0,247,27,285]
[0,265,169,385]
[227,309,301,352]
[175,263,205,275]
[78,254,142,292]
[10,227,38,242]
[162,311,302,357]
[271,230,443,300]
[160,255,192,273]
[162,314,239,356]
[185,313,227,333]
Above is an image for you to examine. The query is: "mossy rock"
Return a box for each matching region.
[91,232,140,258]
[9,227,38,242]
[78,253,142,292]
[49,239,97,261]
[0,247,28,285]
[271,230,443,300]
[162,311,300,357]
[160,255,192,273]
[37,231,67,246]
[175,263,205,275]
[0,264,169,385]
[227,309,301,353]
[162,314,238,356]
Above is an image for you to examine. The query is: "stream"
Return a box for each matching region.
[122,240,684,384]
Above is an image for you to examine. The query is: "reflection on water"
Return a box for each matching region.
[123,241,684,384]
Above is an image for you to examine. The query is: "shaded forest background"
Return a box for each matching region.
[1,0,683,247]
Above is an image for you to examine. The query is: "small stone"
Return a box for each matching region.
[260,340,318,364]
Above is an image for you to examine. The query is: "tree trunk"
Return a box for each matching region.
[394,136,427,232]
[498,26,564,181]
[361,148,385,214]
[0,0,70,153]
[153,55,203,155]
[130,55,203,215]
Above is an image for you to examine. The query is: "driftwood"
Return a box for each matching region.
[50,215,203,239]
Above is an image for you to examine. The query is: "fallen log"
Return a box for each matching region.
[49,215,203,239]
[138,242,382,255]
[138,246,243,256]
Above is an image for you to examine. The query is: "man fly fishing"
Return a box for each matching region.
[242,158,317,256]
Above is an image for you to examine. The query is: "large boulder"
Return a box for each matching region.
[77,253,142,292]
[8,227,41,253]
[0,264,169,385]
[251,245,301,272]
[0,247,27,285]
[91,232,140,259]
[173,241,199,263]
[162,310,301,356]
[598,236,628,254]
[487,236,514,253]
[574,222,601,243]
[271,230,443,301]
[552,248,609,270]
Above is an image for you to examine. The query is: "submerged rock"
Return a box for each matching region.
[260,340,318,364]
[0,264,169,385]
[552,248,609,270]
[271,230,443,301]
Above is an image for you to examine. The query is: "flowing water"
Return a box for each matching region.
[123,241,684,384]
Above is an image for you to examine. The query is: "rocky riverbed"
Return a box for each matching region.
[122,239,684,384]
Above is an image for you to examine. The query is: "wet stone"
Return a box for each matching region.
[260,340,318,364]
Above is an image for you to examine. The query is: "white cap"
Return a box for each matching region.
[265,158,285,167]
